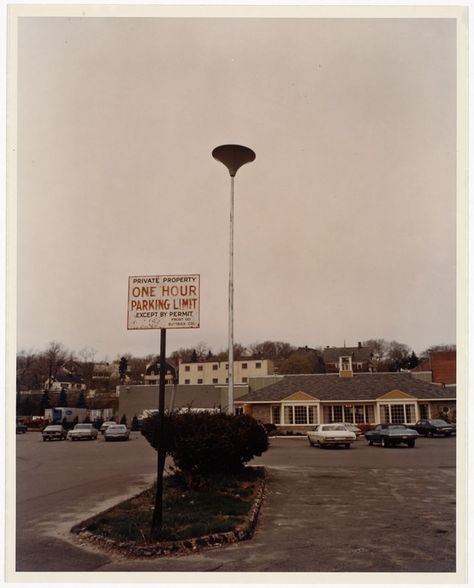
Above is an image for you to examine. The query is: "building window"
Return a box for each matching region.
[235,406,244,415]
[225,364,229,369]
[272,405,281,424]
[225,377,228,383]
[212,378,218,384]
[283,405,317,425]
[242,377,248,383]
[255,362,261,369]
[185,366,190,372]
[343,405,354,422]
[390,404,405,424]
[213,364,218,370]
[405,404,416,423]
[242,363,248,369]
[323,404,374,424]
[294,406,307,424]
[197,365,203,371]
[353,404,374,423]
[185,379,190,385]
[332,405,343,422]
[379,403,417,424]
[356,362,363,369]
[197,379,203,384]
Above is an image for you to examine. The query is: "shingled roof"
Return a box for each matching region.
[236,373,455,403]
[322,346,372,363]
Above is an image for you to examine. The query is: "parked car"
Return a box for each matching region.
[412,419,455,437]
[42,424,67,441]
[332,422,363,437]
[67,423,98,441]
[104,424,130,442]
[307,424,356,448]
[16,421,27,434]
[100,421,117,435]
[365,424,419,448]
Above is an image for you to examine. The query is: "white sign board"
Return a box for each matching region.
[127,274,200,330]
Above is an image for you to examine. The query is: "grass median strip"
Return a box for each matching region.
[81,467,265,545]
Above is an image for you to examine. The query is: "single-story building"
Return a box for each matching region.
[234,371,456,433]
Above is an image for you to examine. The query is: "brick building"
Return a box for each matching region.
[412,351,456,385]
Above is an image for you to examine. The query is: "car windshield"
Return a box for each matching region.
[387,424,406,429]
[74,424,92,430]
[45,426,62,431]
[322,425,346,431]
[429,419,449,426]
[108,425,125,431]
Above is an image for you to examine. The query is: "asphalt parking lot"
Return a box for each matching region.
[14,431,457,575]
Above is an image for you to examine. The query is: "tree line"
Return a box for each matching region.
[170,339,455,375]
[17,338,456,393]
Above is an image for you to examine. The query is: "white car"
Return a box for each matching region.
[104,424,130,442]
[67,423,98,441]
[307,424,356,448]
[100,421,117,435]
[332,422,363,437]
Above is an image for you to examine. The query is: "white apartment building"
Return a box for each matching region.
[179,359,274,385]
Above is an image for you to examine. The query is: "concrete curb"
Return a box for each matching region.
[71,468,266,558]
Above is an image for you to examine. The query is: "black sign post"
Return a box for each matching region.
[151,327,167,535]
[127,274,200,536]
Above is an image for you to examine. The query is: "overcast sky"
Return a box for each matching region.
[16,14,457,360]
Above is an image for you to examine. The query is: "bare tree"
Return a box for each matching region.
[43,342,68,389]
[249,340,296,360]
[16,349,39,389]
[171,343,210,364]
[419,344,456,360]
[78,347,97,388]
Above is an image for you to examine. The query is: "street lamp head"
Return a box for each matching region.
[212,144,256,177]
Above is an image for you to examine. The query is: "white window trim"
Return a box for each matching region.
[280,402,320,425]
[377,401,418,424]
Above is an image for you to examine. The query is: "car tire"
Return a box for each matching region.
[407,440,415,448]
[367,439,373,445]
[381,437,390,448]
[42,438,46,442]
[345,444,350,449]
[308,438,314,446]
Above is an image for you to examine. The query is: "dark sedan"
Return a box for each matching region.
[16,421,27,434]
[412,419,455,437]
[365,423,419,448]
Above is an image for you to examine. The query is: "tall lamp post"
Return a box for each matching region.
[212,144,256,414]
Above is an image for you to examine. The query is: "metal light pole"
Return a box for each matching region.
[212,144,256,414]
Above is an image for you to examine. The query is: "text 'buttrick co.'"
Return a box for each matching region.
[127,274,200,330]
